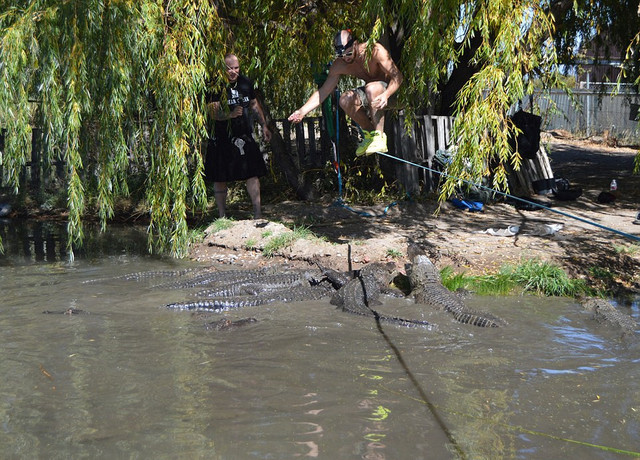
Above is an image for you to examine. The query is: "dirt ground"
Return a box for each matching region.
[190,134,640,296]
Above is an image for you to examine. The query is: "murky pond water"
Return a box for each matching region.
[1,220,639,459]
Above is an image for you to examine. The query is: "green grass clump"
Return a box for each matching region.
[500,258,587,297]
[262,225,322,257]
[209,217,234,233]
[440,267,517,296]
[439,258,588,297]
[187,227,207,246]
[386,248,403,259]
[613,243,639,255]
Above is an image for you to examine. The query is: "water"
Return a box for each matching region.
[1,221,639,459]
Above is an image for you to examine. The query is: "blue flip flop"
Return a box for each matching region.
[451,198,483,212]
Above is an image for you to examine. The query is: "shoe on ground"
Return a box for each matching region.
[355,130,373,156]
[362,131,388,155]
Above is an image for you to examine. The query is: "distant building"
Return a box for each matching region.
[575,37,625,88]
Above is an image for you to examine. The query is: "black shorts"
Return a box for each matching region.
[205,134,267,183]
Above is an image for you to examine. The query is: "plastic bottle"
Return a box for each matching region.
[610,179,617,191]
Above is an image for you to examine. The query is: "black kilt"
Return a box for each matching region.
[205,134,267,182]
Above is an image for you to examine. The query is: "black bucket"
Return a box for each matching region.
[532,178,555,195]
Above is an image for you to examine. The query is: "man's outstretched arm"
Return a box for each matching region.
[288,71,341,123]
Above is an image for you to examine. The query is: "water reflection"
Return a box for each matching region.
[0,218,151,265]
[0,222,639,459]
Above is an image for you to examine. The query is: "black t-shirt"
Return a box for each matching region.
[208,75,256,141]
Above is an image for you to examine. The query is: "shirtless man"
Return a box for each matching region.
[288,30,403,156]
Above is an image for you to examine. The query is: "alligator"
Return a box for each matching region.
[42,308,89,315]
[407,244,506,327]
[315,263,356,290]
[143,253,501,329]
[204,317,258,331]
[582,298,638,338]
[167,283,335,312]
[330,262,432,328]
[194,271,320,298]
[82,267,201,284]
[160,266,281,289]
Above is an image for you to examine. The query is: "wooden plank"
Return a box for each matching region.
[282,120,292,154]
[436,116,447,151]
[443,116,454,147]
[423,115,436,159]
[537,144,554,179]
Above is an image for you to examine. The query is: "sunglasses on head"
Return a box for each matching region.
[334,36,355,59]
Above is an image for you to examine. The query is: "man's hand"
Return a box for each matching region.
[229,105,243,118]
[262,126,272,143]
[288,110,303,123]
[371,94,389,110]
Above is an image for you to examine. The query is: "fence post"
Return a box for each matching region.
[31,128,42,191]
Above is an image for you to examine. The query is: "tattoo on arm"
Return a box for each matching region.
[251,100,266,126]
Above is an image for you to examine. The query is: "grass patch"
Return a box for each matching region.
[187,227,207,246]
[440,267,517,296]
[613,243,640,255]
[262,225,322,257]
[208,217,234,233]
[386,248,403,259]
[500,258,587,297]
[244,238,257,250]
[588,266,615,281]
[440,258,589,297]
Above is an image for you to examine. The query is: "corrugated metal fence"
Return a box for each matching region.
[531,89,640,142]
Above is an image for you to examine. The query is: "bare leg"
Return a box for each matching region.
[339,83,387,132]
[213,182,227,218]
[339,91,375,131]
[246,176,261,219]
[363,83,387,132]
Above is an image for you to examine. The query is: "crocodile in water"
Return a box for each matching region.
[407,244,506,327]
[167,283,334,312]
[582,298,638,338]
[194,270,319,298]
[204,317,258,331]
[330,262,432,328]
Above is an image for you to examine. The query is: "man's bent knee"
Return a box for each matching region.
[339,91,361,112]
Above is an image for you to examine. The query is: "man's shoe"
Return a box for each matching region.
[355,130,373,156]
[363,131,388,154]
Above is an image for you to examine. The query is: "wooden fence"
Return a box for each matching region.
[274,116,332,169]
[0,128,64,192]
[1,113,554,198]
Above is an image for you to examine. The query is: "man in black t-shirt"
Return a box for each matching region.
[206,54,271,219]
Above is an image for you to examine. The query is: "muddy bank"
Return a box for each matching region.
[190,138,640,296]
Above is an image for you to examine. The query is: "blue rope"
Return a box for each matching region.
[334,88,343,199]
[376,151,640,243]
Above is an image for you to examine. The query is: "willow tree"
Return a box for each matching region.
[1,1,638,257]
[0,1,227,257]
